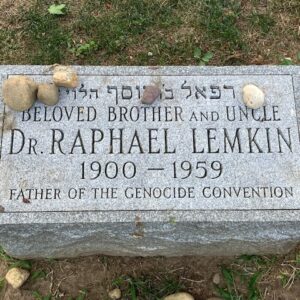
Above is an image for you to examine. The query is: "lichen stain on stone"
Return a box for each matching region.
[0,111,15,133]
[0,205,5,213]
[132,216,145,238]
[148,66,160,70]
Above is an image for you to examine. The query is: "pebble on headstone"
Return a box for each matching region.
[53,66,79,88]
[37,83,59,106]
[242,84,265,109]
[108,288,122,299]
[163,292,194,300]
[5,268,30,289]
[2,76,37,111]
[141,85,161,104]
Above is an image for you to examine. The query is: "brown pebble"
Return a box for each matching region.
[37,83,59,106]
[53,66,78,88]
[141,85,161,104]
[2,76,37,111]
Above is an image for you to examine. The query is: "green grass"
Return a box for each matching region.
[0,246,32,270]
[215,255,278,300]
[112,274,183,300]
[24,9,70,64]
[1,0,298,65]
[250,13,276,34]
[199,0,243,50]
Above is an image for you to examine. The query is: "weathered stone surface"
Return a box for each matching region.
[37,83,59,106]
[5,268,30,289]
[2,76,37,111]
[0,66,300,258]
[164,292,194,300]
[53,65,78,88]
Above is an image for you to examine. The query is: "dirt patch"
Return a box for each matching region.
[0,249,300,299]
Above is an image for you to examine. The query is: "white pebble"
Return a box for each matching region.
[242,84,265,109]
[5,267,30,289]
[108,288,122,299]
[212,273,220,285]
[164,292,194,300]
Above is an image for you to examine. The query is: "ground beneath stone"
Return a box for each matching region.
[0,248,300,300]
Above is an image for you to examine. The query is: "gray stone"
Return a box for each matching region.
[0,66,300,258]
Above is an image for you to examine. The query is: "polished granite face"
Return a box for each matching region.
[0,66,300,258]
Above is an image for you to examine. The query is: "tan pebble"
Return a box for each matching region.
[242,84,265,109]
[164,292,194,300]
[108,288,121,299]
[141,85,161,104]
[37,83,59,106]
[2,76,37,111]
[5,267,30,289]
[212,273,220,285]
[53,66,78,88]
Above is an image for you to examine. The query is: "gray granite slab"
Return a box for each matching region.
[0,66,300,258]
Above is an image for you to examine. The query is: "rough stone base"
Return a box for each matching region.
[0,212,299,258]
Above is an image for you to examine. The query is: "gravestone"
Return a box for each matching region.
[0,65,300,258]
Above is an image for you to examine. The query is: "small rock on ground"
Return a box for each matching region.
[141,85,161,104]
[5,267,30,289]
[212,273,220,285]
[164,292,194,300]
[37,83,59,106]
[108,288,121,299]
[53,66,79,88]
[2,76,37,111]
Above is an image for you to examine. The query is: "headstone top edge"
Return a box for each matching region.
[0,65,299,76]
[1,210,300,225]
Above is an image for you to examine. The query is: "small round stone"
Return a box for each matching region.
[2,76,37,111]
[141,86,161,104]
[53,66,79,88]
[212,273,220,285]
[242,84,265,109]
[164,292,194,300]
[37,83,59,106]
[108,288,122,299]
[5,267,30,289]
